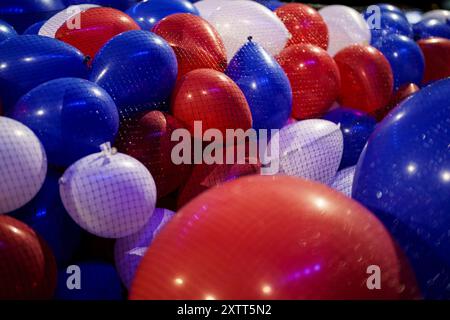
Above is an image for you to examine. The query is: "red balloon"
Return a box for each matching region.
[55,7,140,60]
[0,215,57,300]
[116,111,192,198]
[375,83,420,121]
[334,44,393,115]
[277,44,340,119]
[152,13,227,80]
[417,37,450,85]
[130,175,419,299]
[171,69,252,137]
[275,3,328,50]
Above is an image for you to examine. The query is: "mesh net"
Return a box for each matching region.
[330,165,356,198]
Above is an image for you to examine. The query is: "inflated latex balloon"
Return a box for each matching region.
[12,78,119,167]
[418,37,450,85]
[23,20,45,35]
[330,165,356,198]
[0,0,65,33]
[353,78,450,299]
[275,3,328,50]
[55,262,123,300]
[0,19,16,43]
[334,44,393,115]
[377,4,407,18]
[0,35,88,112]
[194,0,224,19]
[372,34,424,90]
[152,13,227,79]
[264,119,343,184]
[323,107,376,169]
[130,175,419,300]
[422,9,450,23]
[10,170,83,265]
[126,0,199,31]
[40,6,140,60]
[318,5,371,56]
[0,117,47,213]
[115,208,175,288]
[277,44,340,120]
[59,146,157,239]
[208,0,289,61]
[374,83,420,121]
[177,159,261,208]
[368,12,413,44]
[115,111,192,198]
[64,0,138,11]
[226,40,292,131]
[405,10,423,25]
[255,0,283,11]
[413,18,450,40]
[171,69,252,137]
[90,30,177,110]
[0,215,57,299]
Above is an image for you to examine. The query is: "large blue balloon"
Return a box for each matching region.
[22,20,45,35]
[90,30,177,114]
[254,0,283,11]
[352,78,450,299]
[0,0,65,33]
[10,170,83,266]
[373,33,424,90]
[64,0,138,11]
[0,19,16,43]
[365,11,413,44]
[413,18,450,40]
[226,40,292,131]
[0,35,88,112]
[126,0,199,31]
[55,262,124,300]
[11,78,119,167]
[323,107,376,170]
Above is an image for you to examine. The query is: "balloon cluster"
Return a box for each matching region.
[0,0,450,300]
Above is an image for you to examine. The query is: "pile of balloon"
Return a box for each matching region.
[1,0,450,301]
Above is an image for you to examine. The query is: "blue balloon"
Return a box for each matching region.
[10,170,83,266]
[226,40,292,131]
[377,3,406,18]
[254,0,283,11]
[64,0,138,11]
[55,262,124,300]
[22,20,45,35]
[90,30,177,114]
[11,78,119,167]
[0,35,88,112]
[126,0,199,30]
[0,19,17,43]
[352,78,450,299]
[373,33,424,90]
[323,107,376,170]
[413,18,450,40]
[0,0,65,33]
[365,11,413,44]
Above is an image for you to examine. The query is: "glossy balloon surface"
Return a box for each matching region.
[366,11,413,44]
[0,35,88,112]
[413,18,450,40]
[0,19,16,43]
[64,0,137,11]
[418,37,450,85]
[277,44,340,120]
[226,40,292,130]
[23,20,45,35]
[152,13,227,79]
[334,44,393,115]
[12,78,119,167]
[352,78,450,299]
[422,9,450,23]
[131,175,419,299]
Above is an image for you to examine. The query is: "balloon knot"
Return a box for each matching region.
[100,142,117,157]
[247,36,253,42]
[84,55,91,65]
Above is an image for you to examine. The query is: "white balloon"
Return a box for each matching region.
[0,117,47,213]
[406,10,423,25]
[422,9,450,23]
[39,4,100,38]
[208,0,290,61]
[114,208,175,288]
[319,5,371,56]
[59,145,157,238]
[265,119,343,184]
[330,165,356,198]
[195,0,226,19]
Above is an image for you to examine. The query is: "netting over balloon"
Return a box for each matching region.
[330,165,356,197]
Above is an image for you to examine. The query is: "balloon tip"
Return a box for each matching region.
[247,36,253,42]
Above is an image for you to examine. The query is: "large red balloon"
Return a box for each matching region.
[55,7,140,60]
[417,37,450,85]
[152,13,227,80]
[130,175,420,300]
[277,44,340,119]
[171,69,252,137]
[334,44,393,115]
[0,215,57,300]
[116,111,192,198]
[275,3,328,50]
